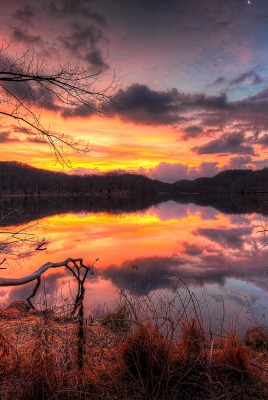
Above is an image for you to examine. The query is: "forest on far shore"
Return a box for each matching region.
[1,161,268,196]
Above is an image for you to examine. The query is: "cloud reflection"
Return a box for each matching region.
[197,227,253,249]
[99,246,268,299]
[2,199,268,319]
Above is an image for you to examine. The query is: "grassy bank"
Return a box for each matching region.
[0,294,268,400]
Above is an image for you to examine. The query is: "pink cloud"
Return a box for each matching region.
[143,161,221,183]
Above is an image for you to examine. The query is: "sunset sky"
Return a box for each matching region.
[1,0,268,182]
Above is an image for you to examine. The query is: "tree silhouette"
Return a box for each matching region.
[0,45,121,166]
[0,44,122,268]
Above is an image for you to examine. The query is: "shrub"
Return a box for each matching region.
[220,332,249,375]
[180,318,205,364]
[121,323,172,396]
[245,326,268,351]
[101,305,130,333]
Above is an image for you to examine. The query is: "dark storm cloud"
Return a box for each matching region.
[119,84,182,125]
[0,51,44,102]
[8,1,108,68]
[85,49,106,68]
[46,0,107,24]
[193,131,255,155]
[210,70,264,88]
[181,125,204,140]
[2,78,30,100]
[59,24,108,68]
[13,4,35,23]
[105,82,268,151]
[0,51,63,112]
[60,24,104,52]
[186,92,229,110]
[12,27,43,45]
[118,83,268,130]
[210,77,226,86]
[61,103,96,118]
[197,226,253,249]
[230,70,264,87]
[257,133,268,146]
[115,84,229,125]
[1,78,56,112]
[45,0,108,68]
[183,243,203,256]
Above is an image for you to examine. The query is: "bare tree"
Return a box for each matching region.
[0,44,121,166]
[0,44,122,264]
[0,47,112,357]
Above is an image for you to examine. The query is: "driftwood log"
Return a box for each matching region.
[0,257,95,369]
[0,257,94,314]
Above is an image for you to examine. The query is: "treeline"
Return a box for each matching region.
[2,162,268,197]
[2,191,268,228]
[0,162,173,196]
[174,168,268,194]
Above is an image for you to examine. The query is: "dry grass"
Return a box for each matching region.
[245,326,268,350]
[120,323,172,398]
[0,297,268,399]
[0,304,119,399]
[220,332,249,373]
[100,305,130,334]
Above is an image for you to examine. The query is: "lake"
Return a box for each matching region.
[1,195,268,334]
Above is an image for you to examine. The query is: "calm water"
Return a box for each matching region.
[1,197,268,333]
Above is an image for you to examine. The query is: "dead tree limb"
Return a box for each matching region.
[0,257,94,315]
[0,257,90,286]
[26,276,41,309]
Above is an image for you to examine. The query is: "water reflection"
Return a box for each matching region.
[0,197,268,329]
[1,193,268,227]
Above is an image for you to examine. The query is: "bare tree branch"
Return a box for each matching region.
[0,45,123,166]
[0,257,93,287]
[0,257,95,320]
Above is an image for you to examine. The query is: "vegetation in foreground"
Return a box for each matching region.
[0,292,268,400]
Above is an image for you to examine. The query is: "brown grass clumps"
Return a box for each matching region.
[117,317,267,400]
[0,308,119,400]
[220,332,249,373]
[101,305,130,333]
[120,323,172,397]
[1,299,268,399]
[180,318,204,363]
[245,326,268,351]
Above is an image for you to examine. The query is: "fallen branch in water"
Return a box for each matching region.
[0,258,91,286]
[0,257,95,313]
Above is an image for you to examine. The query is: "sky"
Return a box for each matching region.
[1,0,268,182]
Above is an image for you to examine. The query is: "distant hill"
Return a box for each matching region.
[1,163,268,225]
[0,161,173,196]
[174,168,268,193]
[1,162,268,198]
